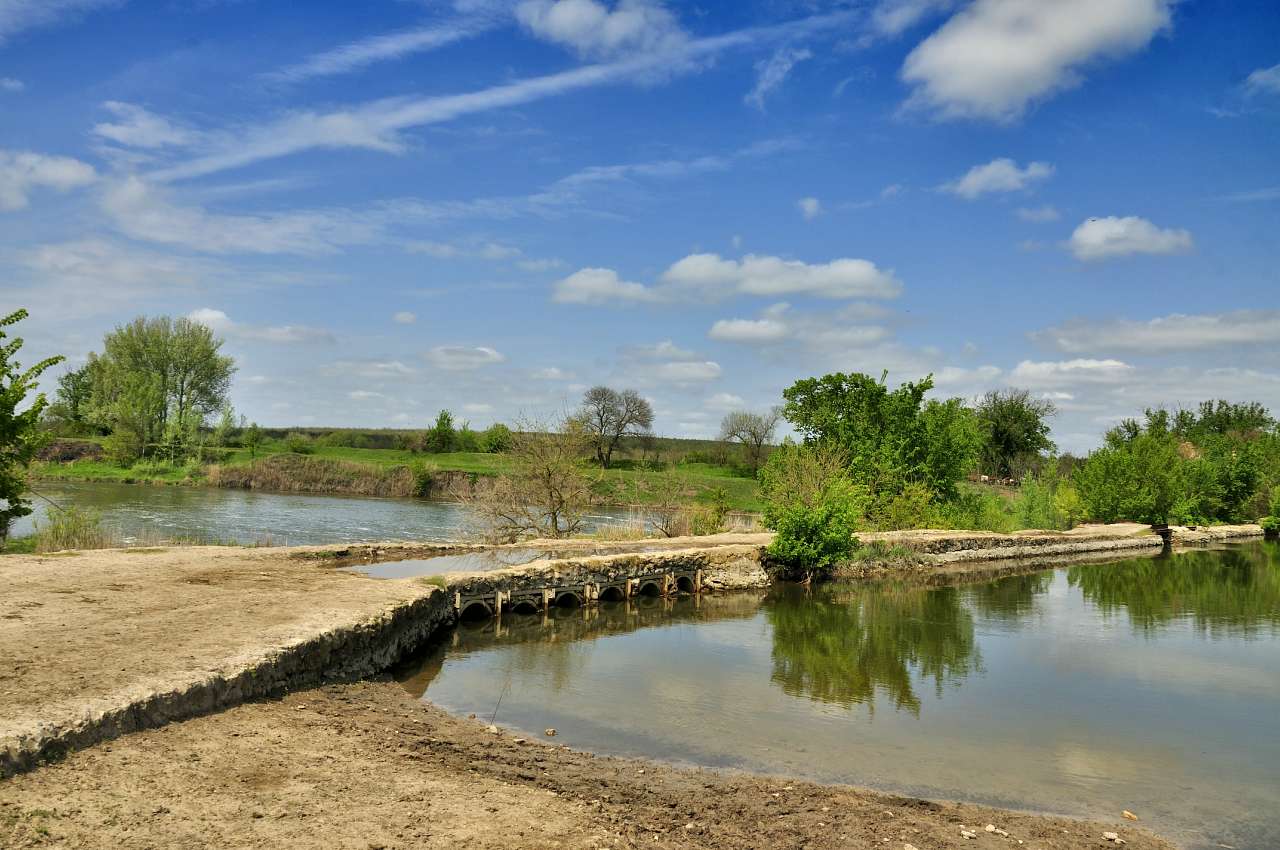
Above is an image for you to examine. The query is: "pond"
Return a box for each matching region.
[13,481,641,546]
[402,542,1280,850]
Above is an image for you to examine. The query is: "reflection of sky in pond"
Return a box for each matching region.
[406,543,1280,850]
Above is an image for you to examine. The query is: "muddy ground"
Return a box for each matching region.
[0,679,1171,850]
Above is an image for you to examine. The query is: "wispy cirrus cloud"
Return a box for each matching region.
[744,45,812,111]
[0,0,119,45]
[187,308,336,345]
[265,19,490,84]
[144,12,849,182]
[0,148,96,211]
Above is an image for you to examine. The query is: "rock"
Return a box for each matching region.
[961,829,978,839]
[1123,811,1139,821]
[904,845,919,850]
[544,728,557,737]
[486,725,498,734]
[985,824,1010,837]
[1103,832,1126,844]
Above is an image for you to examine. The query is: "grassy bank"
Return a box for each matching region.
[34,441,764,512]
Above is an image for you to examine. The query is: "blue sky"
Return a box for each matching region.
[2,0,1278,452]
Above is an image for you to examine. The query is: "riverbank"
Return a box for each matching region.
[33,443,765,512]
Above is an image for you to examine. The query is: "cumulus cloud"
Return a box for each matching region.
[745,46,812,111]
[902,0,1173,121]
[515,0,687,59]
[1016,204,1060,222]
[425,345,506,370]
[92,102,196,149]
[187,307,336,344]
[555,253,902,306]
[708,318,790,343]
[1011,358,1134,386]
[1068,215,1192,261]
[661,253,902,300]
[0,149,96,211]
[1245,63,1280,96]
[797,196,821,219]
[942,158,1053,199]
[393,311,417,325]
[1036,310,1280,354]
[552,267,658,304]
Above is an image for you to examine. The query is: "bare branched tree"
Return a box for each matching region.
[719,407,782,473]
[574,385,654,468]
[463,417,598,542]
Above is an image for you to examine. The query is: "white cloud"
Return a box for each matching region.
[393,311,417,325]
[92,101,196,149]
[0,77,22,92]
[425,345,506,370]
[1011,358,1134,386]
[708,318,789,343]
[1036,310,1280,354]
[555,252,903,306]
[100,176,384,255]
[187,308,336,344]
[515,0,688,59]
[797,196,821,219]
[0,0,117,45]
[871,0,955,36]
[405,238,522,261]
[1245,63,1280,96]
[0,149,96,211]
[661,253,903,300]
[1016,204,1060,222]
[531,366,573,380]
[942,158,1053,199]
[706,392,745,410]
[745,46,812,111]
[1220,186,1280,204]
[267,20,487,83]
[654,360,721,383]
[552,267,658,304]
[517,257,565,272]
[902,0,1173,121]
[1068,215,1192,261]
[326,360,416,379]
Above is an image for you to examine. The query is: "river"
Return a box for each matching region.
[402,543,1280,850]
[14,481,642,545]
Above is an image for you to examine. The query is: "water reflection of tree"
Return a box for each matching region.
[965,572,1052,622]
[765,584,980,715]
[1068,544,1280,637]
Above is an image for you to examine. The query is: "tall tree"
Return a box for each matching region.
[0,309,64,544]
[719,407,782,473]
[575,385,654,468]
[974,388,1057,478]
[88,316,235,461]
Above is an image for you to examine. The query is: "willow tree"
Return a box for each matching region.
[1,309,64,544]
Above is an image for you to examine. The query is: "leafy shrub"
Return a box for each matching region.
[689,487,729,536]
[872,482,937,531]
[453,426,481,453]
[1261,516,1279,534]
[937,486,1014,532]
[760,442,866,579]
[410,460,437,498]
[316,430,373,449]
[480,423,513,453]
[423,410,456,453]
[282,432,315,454]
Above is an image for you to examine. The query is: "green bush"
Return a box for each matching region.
[1261,516,1279,534]
[316,430,373,449]
[760,442,865,579]
[282,432,315,454]
[480,423,513,453]
[872,482,937,531]
[410,460,436,498]
[689,487,729,535]
[454,426,481,453]
[937,486,1014,532]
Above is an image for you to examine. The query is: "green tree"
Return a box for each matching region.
[480,422,513,453]
[54,363,94,431]
[1,309,64,544]
[87,316,235,461]
[424,409,456,453]
[243,421,263,459]
[974,388,1057,479]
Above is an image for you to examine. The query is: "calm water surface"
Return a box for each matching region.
[403,543,1280,850]
[15,481,636,545]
